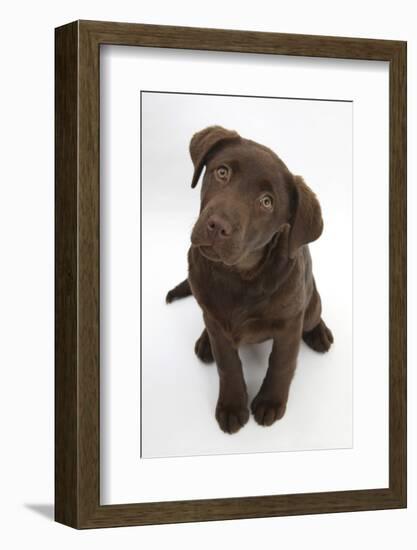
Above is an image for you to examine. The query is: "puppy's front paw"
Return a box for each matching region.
[251,394,287,426]
[215,402,249,434]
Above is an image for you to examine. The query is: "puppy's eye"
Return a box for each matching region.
[260,195,274,210]
[216,166,229,181]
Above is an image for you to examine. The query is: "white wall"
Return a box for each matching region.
[0,0,414,547]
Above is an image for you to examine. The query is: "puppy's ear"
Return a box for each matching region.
[287,175,323,259]
[190,126,240,188]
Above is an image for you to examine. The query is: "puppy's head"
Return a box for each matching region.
[190,126,323,265]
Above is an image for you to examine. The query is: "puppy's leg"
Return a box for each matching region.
[194,328,214,364]
[205,315,249,434]
[251,315,303,426]
[302,279,333,352]
[165,278,192,303]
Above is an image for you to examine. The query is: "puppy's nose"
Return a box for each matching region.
[206,214,232,239]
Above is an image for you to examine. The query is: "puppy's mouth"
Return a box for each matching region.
[191,223,243,265]
[198,245,222,262]
[194,244,243,266]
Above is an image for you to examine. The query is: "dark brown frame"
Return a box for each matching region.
[55,20,407,529]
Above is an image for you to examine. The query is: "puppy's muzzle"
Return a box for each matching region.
[206,214,233,243]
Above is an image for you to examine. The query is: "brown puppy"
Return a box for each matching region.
[166,126,333,434]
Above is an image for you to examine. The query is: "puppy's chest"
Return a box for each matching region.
[191,272,285,345]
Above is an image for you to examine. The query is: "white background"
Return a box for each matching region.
[101,47,388,503]
[0,1,415,548]
[140,92,353,459]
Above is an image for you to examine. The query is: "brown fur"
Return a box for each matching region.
[166,126,333,434]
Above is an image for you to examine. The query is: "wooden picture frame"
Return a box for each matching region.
[55,20,407,529]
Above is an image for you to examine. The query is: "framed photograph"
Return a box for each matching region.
[55,20,407,528]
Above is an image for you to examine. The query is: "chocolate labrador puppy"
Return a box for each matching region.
[166,126,333,434]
